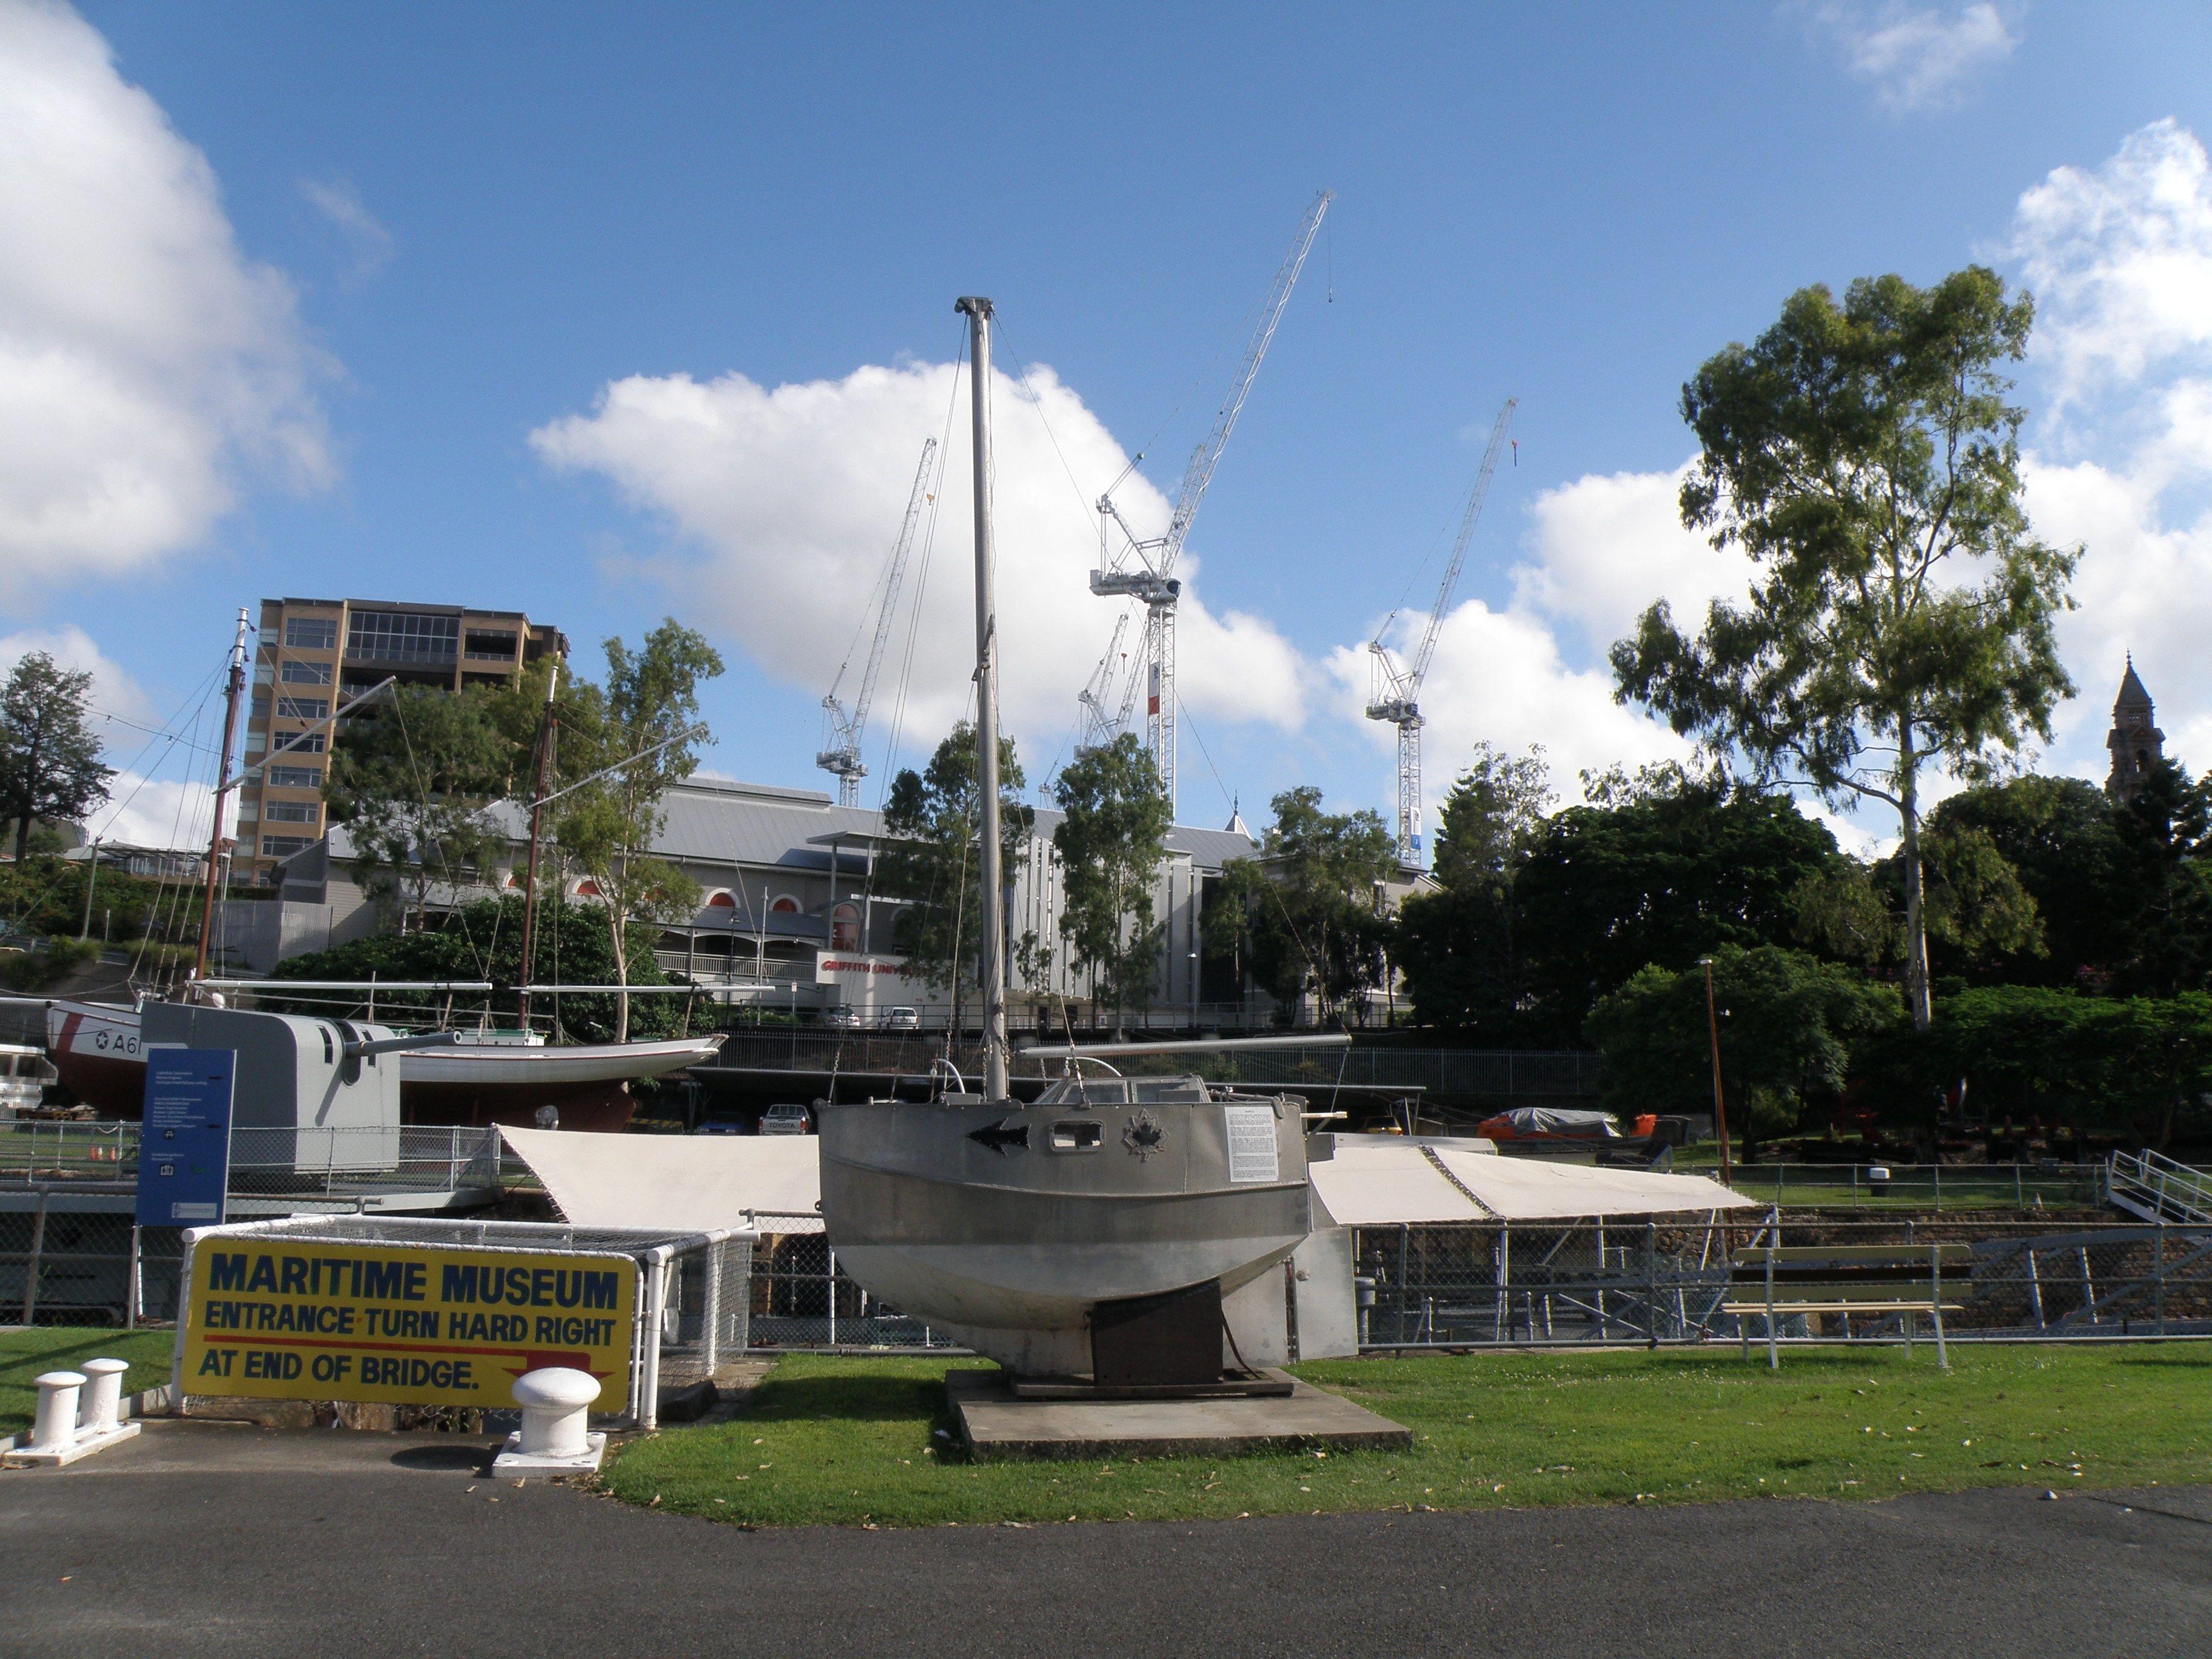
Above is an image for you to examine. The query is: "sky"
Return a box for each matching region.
[4,0,2211,857]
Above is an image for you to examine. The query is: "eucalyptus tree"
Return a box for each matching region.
[0,652,110,864]
[554,620,722,1041]
[1612,266,2076,1028]
[1051,734,1171,1021]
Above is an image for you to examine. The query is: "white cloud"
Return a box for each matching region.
[1328,598,1694,813]
[2002,121,2212,779]
[531,358,1306,771]
[1513,461,1751,656]
[300,176,394,286]
[0,0,332,603]
[1809,3,2018,113]
[0,623,156,729]
[88,772,216,851]
[2011,119,2212,416]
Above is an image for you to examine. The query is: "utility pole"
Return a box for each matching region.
[79,839,100,940]
[1700,956,1734,1187]
[957,295,1010,1102]
[192,609,250,988]
[517,665,560,1034]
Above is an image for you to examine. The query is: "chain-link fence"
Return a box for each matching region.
[1352,1215,2212,1350]
[1,1185,184,1327]
[740,1212,964,1351]
[0,1120,502,1209]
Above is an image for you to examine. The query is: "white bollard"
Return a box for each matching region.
[78,1358,131,1436]
[512,1367,601,1460]
[29,1372,86,1455]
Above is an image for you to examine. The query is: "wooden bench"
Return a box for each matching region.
[1721,1244,1974,1369]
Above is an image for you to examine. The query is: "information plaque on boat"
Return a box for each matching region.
[1222,1104,1280,1184]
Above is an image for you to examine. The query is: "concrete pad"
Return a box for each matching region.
[948,1369,1411,1462]
[492,1431,606,1476]
[3,1421,139,1469]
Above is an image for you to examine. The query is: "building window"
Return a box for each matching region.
[831,902,861,951]
[260,835,315,858]
[280,659,332,685]
[574,878,602,899]
[236,799,258,822]
[768,894,800,915]
[705,890,737,909]
[250,692,270,721]
[266,765,321,789]
[347,610,459,663]
[275,695,329,720]
[264,800,319,823]
[273,731,327,754]
[285,617,339,650]
[464,629,519,660]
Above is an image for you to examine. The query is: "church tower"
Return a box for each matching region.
[2106,657,2166,800]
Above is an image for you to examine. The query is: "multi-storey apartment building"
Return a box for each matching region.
[236,597,565,882]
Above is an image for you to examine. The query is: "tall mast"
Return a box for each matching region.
[192,608,250,988]
[956,296,1010,1101]
[516,663,560,1034]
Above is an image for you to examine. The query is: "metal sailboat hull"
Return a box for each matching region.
[819,1093,1310,1374]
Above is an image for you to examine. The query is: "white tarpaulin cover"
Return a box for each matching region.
[500,1125,819,1230]
[501,1127,1755,1235]
[1309,1135,1756,1225]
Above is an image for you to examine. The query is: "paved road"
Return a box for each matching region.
[4,1421,2210,1658]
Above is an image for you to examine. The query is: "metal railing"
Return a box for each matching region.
[1703,1161,2106,1212]
[2105,1148,2212,1224]
[1351,1215,2212,1350]
[0,1121,502,1202]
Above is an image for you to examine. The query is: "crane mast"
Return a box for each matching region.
[1090,189,1332,814]
[818,437,939,806]
[1366,397,1518,866]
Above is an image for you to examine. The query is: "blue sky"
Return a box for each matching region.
[5,1,2212,852]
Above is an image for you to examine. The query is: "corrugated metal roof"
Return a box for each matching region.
[340,773,1262,877]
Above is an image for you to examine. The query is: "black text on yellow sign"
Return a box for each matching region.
[183,1240,636,1412]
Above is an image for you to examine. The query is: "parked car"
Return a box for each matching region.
[696,1120,745,1136]
[879,1006,920,1031]
[760,1102,813,1136]
[820,1007,863,1029]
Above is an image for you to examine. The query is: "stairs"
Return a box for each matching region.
[2105,1148,2212,1224]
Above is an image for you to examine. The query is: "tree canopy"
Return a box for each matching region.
[1612,267,2077,1029]
[1,652,112,863]
[1051,734,1169,1016]
[876,722,1037,1011]
[1208,786,1395,1022]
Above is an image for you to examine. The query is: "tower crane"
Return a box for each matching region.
[1366,398,1518,866]
[817,437,938,806]
[1074,610,1136,759]
[1091,189,1332,815]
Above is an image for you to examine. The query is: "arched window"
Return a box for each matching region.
[705,890,737,910]
[831,901,861,951]
[768,894,800,916]
[501,869,521,890]
[574,878,602,899]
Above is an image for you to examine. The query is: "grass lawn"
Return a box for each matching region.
[0,1327,173,1436]
[602,1344,2212,1529]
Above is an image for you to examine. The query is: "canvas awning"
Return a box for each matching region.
[500,1125,820,1231]
[1309,1135,1755,1225]
[500,1126,1755,1236]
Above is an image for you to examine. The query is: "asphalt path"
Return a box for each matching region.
[4,1421,2210,1658]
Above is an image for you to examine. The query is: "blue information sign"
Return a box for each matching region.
[136,1048,235,1227]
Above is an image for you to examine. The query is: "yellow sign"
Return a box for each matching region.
[182,1239,635,1412]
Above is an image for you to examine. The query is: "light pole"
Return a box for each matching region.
[1699,956,1734,1188]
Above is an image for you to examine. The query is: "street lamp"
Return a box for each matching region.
[1699,956,1735,1188]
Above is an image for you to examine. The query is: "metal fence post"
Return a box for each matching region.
[2155,1222,2167,1335]
[2025,1247,2045,1331]
[127,1223,142,1331]
[20,1185,48,1326]
[826,1246,838,1349]
[702,1241,723,1375]
[1645,1220,1658,1348]
[1763,1215,1779,1370]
